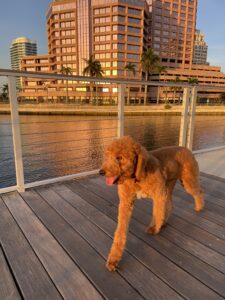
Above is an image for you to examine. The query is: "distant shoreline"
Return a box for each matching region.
[0,104,225,116]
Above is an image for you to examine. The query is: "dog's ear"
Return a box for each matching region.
[134,144,148,181]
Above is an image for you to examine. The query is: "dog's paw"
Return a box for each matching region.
[106,257,119,272]
[195,199,205,212]
[145,225,160,235]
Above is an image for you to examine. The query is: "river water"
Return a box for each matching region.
[0,114,225,188]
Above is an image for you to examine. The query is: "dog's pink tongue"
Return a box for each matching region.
[106,177,116,186]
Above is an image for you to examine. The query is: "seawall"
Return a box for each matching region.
[0,104,225,116]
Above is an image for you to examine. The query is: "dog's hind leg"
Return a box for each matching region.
[181,172,204,212]
[163,179,177,225]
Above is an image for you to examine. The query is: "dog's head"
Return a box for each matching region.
[99,136,148,185]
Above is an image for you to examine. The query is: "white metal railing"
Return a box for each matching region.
[1,69,225,194]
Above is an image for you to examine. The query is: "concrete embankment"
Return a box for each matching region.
[0,103,225,115]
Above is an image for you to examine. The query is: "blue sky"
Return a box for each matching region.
[0,0,225,82]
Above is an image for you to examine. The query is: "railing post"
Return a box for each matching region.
[179,87,191,147]
[8,76,25,192]
[117,83,125,138]
[187,86,197,150]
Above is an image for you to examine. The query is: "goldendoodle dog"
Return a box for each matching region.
[99,136,204,271]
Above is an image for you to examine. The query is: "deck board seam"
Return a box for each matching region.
[72,179,225,293]
[19,189,107,300]
[52,183,186,299]
[79,179,225,255]
[0,194,63,300]
[31,188,130,300]
[66,181,224,298]
[34,186,177,300]
[0,243,23,300]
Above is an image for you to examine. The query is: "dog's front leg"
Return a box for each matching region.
[146,188,167,235]
[106,188,134,271]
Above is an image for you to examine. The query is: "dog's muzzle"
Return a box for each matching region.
[99,169,105,176]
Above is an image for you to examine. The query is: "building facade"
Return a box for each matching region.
[19,0,225,103]
[148,0,197,69]
[193,29,208,65]
[10,37,37,89]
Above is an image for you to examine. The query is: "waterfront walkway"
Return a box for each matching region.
[1,173,225,299]
[195,147,225,179]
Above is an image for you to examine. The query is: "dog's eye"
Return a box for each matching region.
[116,155,123,161]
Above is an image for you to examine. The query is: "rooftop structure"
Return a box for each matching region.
[193,29,208,65]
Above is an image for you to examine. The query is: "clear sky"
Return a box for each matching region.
[0,0,225,83]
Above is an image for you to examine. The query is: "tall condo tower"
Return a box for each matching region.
[10,36,37,88]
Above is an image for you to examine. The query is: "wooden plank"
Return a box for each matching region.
[172,206,225,240]
[87,178,225,273]
[21,189,144,300]
[62,181,224,299]
[69,177,225,298]
[0,246,21,300]
[0,196,62,300]
[176,183,225,208]
[91,177,225,239]
[2,192,102,300]
[37,186,183,300]
[173,192,225,227]
[175,189,225,218]
[199,176,225,198]
[81,177,225,254]
[201,172,225,184]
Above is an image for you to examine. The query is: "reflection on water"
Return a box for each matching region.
[0,114,224,188]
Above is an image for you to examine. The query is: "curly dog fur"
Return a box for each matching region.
[99,136,204,271]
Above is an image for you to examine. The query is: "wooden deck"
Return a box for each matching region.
[1,173,225,300]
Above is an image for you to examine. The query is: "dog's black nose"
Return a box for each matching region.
[99,169,105,176]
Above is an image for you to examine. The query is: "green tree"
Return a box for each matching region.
[60,66,73,103]
[83,55,104,104]
[125,62,136,105]
[219,92,225,104]
[141,48,160,105]
[171,76,183,104]
[188,77,199,85]
[0,84,9,102]
[156,65,167,104]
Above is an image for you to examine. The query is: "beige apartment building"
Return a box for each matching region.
[19,0,225,103]
[20,0,148,103]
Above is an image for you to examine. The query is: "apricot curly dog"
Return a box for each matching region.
[99,136,204,271]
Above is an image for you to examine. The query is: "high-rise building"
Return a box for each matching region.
[193,29,208,65]
[92,0,148,79]
[19,0,225,103]
[10,37,37,89]
[148,0,197,69]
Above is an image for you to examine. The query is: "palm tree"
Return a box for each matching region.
[83,55,104,104]
[60,66,73,103]
[0,84,9,102]
[156,65,167,104]
[219,92,225,104]
[141,48,160,105]
[188,77,199,85]
[171,76,183,104]
[124,62,136,105]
